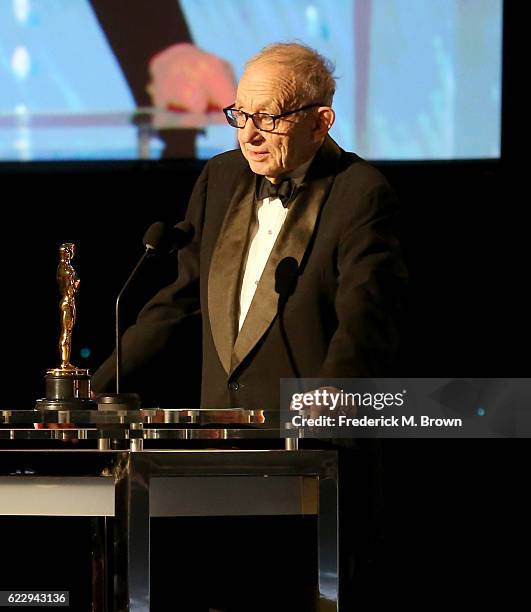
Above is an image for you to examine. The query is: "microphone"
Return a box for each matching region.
[143,220,167,250]
[145,220,194,255]
[98,220,193,411]
[275,257,301,378]
[275,256,299,307]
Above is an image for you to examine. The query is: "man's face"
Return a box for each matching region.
[235,62,322,181]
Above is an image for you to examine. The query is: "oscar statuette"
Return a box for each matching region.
[36,243,97,410]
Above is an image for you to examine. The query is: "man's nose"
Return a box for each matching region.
[239,117,262,143]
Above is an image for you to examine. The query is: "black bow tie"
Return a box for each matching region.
[257,178,294,205]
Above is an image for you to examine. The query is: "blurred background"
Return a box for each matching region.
[1,0,502,161]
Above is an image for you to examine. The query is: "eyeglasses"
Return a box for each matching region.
[223,103,324,132]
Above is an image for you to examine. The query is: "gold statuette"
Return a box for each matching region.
[36,243,97,411]
[58,242,80,370]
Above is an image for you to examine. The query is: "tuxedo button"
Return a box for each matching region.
[229,381,240,391]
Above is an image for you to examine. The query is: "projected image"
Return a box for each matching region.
[0,0,503,161]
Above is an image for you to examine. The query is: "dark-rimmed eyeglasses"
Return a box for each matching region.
[223,103,324,132]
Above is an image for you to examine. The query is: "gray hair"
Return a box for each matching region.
[245,42,336,106]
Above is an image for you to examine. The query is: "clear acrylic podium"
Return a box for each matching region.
[0,408,339,611]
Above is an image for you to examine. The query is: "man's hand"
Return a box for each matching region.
[147,43,236,112]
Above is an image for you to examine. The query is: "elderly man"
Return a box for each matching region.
[92,42,406,411]
[93,42,406,611]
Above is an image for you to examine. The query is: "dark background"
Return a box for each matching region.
[0,2,525,608]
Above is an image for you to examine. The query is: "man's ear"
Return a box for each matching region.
[314,107,335,138]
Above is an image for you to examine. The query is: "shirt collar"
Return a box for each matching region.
[284,154,315,185]
[255,153,316,203]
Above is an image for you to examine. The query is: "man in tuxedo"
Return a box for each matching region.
[92,42,406,409]
[92,41,406,611]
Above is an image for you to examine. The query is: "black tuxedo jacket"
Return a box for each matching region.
[92,136,407,411]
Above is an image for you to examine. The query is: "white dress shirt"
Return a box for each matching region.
[238,158,314,331]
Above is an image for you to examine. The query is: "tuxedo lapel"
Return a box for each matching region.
[231,136,342,375]
[208,167,256,374]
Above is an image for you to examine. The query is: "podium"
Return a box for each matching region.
[0,409,338,611]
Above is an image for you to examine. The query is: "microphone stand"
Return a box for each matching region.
[97,220,193,412]
[115,247,153,396]
[275,257,302,450]
[99,246,155,412]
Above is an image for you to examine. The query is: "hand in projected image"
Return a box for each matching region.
[147,43,236,113]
